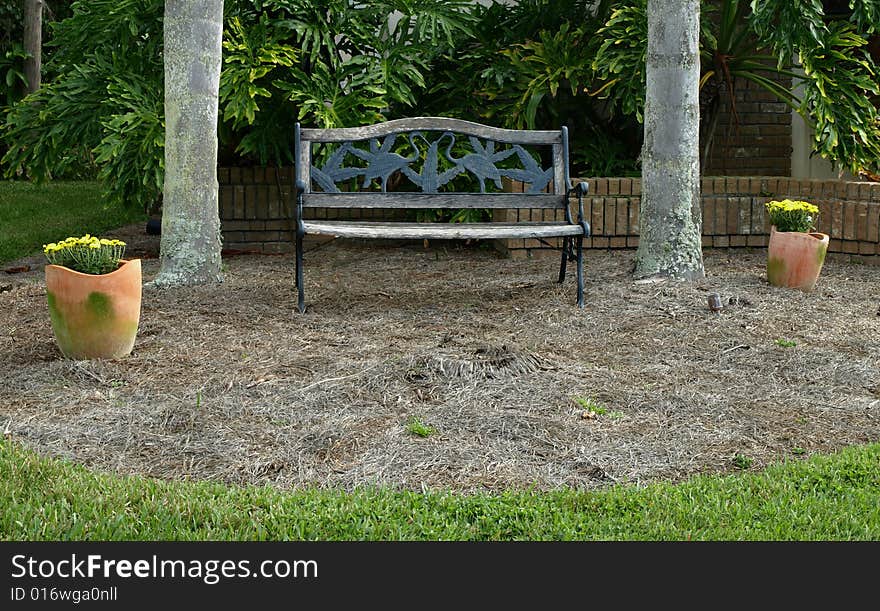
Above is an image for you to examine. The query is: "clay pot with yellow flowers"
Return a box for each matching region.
[43,235,142,359]
[764,200,829,292]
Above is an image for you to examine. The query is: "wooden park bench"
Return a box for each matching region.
[293,117,590,312]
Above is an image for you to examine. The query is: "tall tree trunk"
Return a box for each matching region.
[634,0,705,280]
[23,0,42,93]
[154,0,224,287]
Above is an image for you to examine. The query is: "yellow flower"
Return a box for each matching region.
[89,242,101,249]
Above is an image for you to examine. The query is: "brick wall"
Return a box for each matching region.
[703,72,793,176]
[218,167,404,253]
[497,176,880,259]
[218,169,880,258]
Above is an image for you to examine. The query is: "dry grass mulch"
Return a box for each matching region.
[2,225,879,493]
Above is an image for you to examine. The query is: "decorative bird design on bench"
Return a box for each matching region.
[349,134,420,192]
[400,132,463,193]
[445,136,518,193]
[502,146,555,193]
[310,142,363,193]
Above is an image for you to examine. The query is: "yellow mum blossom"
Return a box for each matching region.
[42,233,128,274]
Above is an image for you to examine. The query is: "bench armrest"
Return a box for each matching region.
[566,181,590,236]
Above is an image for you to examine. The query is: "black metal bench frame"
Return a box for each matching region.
[293,117,590,313]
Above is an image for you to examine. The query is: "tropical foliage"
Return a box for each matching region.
[2,0,475,211]
[3,0,880,212]
[592,0,880,178]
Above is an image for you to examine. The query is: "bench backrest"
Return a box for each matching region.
[295,117,572,212]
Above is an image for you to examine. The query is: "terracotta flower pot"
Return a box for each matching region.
[766,226,829,291]
[45,259,142,359]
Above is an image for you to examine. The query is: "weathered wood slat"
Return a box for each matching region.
[302,193,566,209]
[302,221,584,240]
[301,117,562,145]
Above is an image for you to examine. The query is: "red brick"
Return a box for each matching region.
[244,184,264,219]
[222,231,245,243]
[591,199,604,235]
[229,167,241,184]
[737,197,752,234]
[844,202,857,240]
[842,240,860,254]
[730,235,747,247]
[749,178,763,194]
[831,202,844,240]
[859,242,876,255]
[867,203,880,242]
[846,183,860,200]
[746,235,768,247]
[713,178,725,196]
[713,236,730,248]
[603,200,616,235]
[859,183,873,202]
[855,202,869,241]
[816,200,833,235]
[233,186,245,219]
[592,237,610,249]
[608,179,620,195]
[609,237,627,248]
[616,199,629,236]
[701,235,713,247]
[595,179,608,196]
[631,179,642,196]
[828,238,843,252]
[619,179,632,196]
[628,198,640,235]
[626,236,640,248]
[714,197,728,234]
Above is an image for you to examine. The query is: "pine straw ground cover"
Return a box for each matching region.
[1,224,879,493]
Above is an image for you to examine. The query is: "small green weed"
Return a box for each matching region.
[406,417,436,438]
[733,454,753,469]
[775,338,797,348]
[573,396,607,415]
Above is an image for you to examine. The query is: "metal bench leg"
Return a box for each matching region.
[558,237,570,283]
[576,234,584,308]
[295,231,306,313]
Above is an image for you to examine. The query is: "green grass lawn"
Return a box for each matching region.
[0,181,146,264]
[2,440,878,540]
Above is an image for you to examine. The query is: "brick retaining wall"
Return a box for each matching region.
[218,168,880,258]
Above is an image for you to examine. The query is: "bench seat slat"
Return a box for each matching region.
[302,193,565,209]
[302,220,584,240]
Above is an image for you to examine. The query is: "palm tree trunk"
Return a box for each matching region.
[23,0,42,93]
[154,0,224,287]
[634,0,705,280]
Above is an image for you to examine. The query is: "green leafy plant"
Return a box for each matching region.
[765,200,819,233]
[592,0,880,178]
[43,234,127,275]
[3,0,475,211]
[573,396,608,415]
[775,338,797,348]
[406,416,436,438]
[733,454,753,470]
